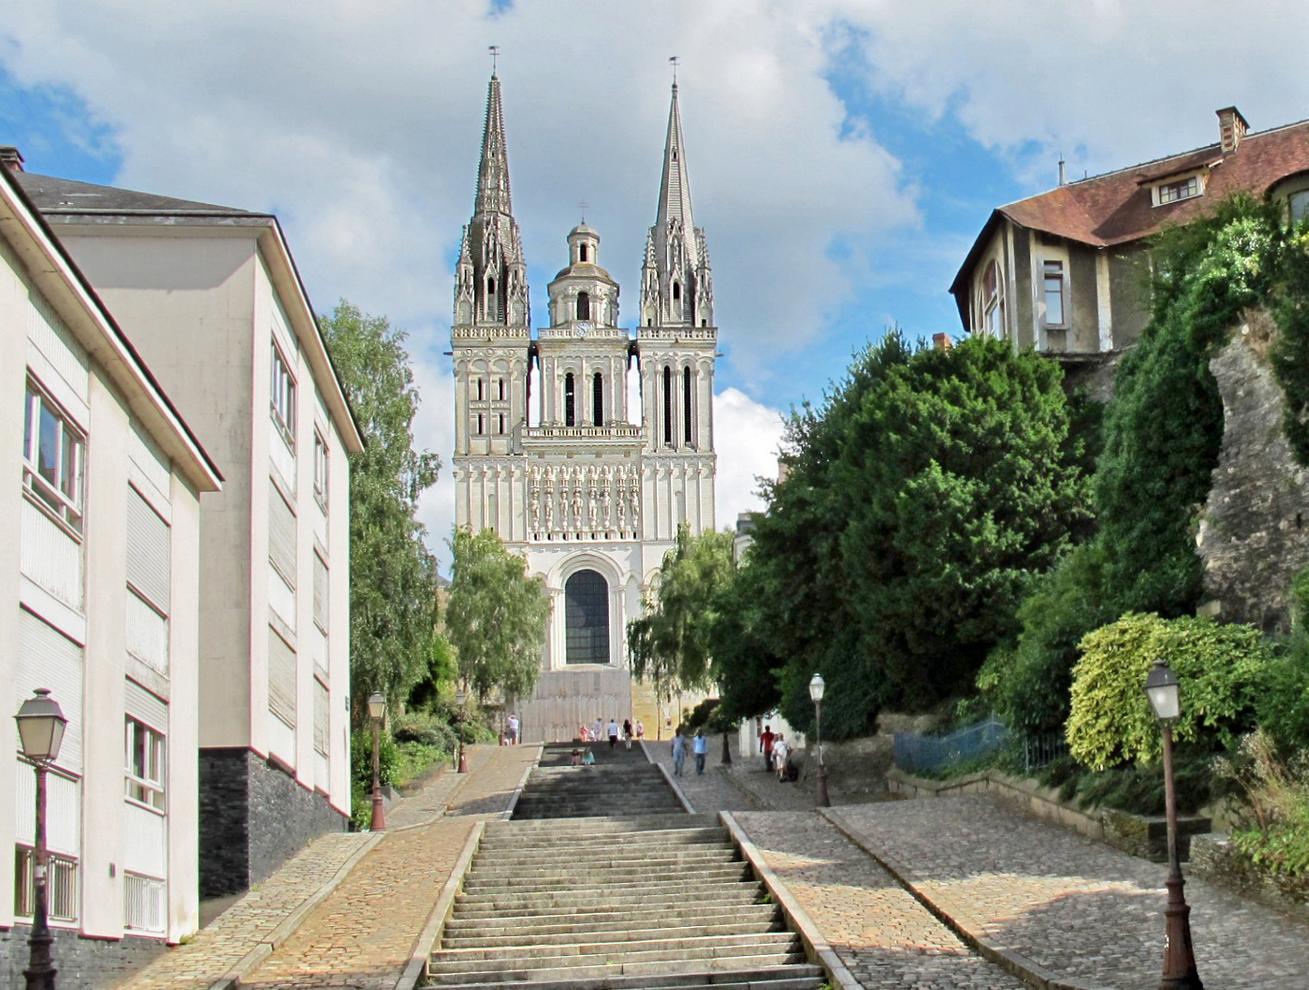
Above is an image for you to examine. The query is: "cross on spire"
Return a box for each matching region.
[489,45,500,77]
[578,200,589,223]
[669,55,679,87]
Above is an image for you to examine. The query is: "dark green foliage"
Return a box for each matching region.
[683,698,719,733]
[1271,229,1309,464]
[978,543,1114,733]
[1073,752,1219,816]
[392,710,459,753]
[708,556,783,722]
[320,301,443,725]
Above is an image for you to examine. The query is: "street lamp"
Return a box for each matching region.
[809,673,830,807]
[1143,658,1203,990]
[367,691,386,832]
[15,687,67,990]
[455,688,469,774]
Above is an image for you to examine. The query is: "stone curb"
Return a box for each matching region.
[500,743,544,819]
[206,831,383,990]
[394,819,486,990]
[719,811,862,990]
[643,741,697,813]
[820,807,1098,990]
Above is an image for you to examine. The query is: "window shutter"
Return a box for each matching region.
[125,679,168,733]
[127,488,170,611]
[17,610,83,773]
[313,553,328,631]
[313,679,329,756]
[269,486,297,587]
[268,627,297,727]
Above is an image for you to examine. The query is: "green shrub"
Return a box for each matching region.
[684,698,720,732]
[1271,228,1309,466]
[1258,647,1309,752]
[1217,731,1309,877]
[1067,612,1272,770]
[393,710,458,753]
[351,728,398,789]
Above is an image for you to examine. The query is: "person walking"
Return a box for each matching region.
[623,718,633,750]
[693,728,708,775]
[507,712,519,745]
[593,717,603,743]
[671,727,687,776]
[607,717,619,749]
[635,719,645,743]
[760,724,776,772]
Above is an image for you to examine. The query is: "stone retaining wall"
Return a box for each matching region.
[0,925,164,989]
[1190,833,1309,921]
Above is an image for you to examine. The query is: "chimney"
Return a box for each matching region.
[1216,106,1249,153]
[1058,155,1066,187]
[932,332,954,352]
[0,146,24,173]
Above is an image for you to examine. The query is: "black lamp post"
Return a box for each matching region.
[1144,658,1203,990]
[809,673,830,807]
[455,688,469,774]
[368,691,386,832]
[15,687,68,990]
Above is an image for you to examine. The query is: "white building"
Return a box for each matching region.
[451,75,717,741]
[0,154,222,980]
[15,162,364,899]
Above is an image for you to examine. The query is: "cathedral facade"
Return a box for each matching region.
[450,72,717,742]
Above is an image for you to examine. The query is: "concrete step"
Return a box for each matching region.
[479,824,724,846]
[421,964,824,990]
[462,863,748,889]
[483,813,715,835]
[460,873,750,899]
[444,902,777,933]
[427,945,805,980]
[455,879,762,909]
[452,887,764,917]
[442,917,786,949]
[432,931,799,965]
[468,847,738,873]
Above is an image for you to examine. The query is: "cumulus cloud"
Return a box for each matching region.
[713,387,786,530]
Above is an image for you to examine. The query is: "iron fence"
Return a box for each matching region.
[893,718,1009,774]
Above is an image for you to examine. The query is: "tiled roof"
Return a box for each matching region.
[950,116,1309,299]
[15,171,261,217]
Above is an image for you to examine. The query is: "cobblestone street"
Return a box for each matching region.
[832,795,1309,990]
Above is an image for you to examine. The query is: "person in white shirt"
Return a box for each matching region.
[773,736,790,781]
[607,717,620,749]
[506,713,519,745]
[593,717,603,743]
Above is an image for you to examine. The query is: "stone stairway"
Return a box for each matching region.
[513,743,685,820]
[423,745,825,990]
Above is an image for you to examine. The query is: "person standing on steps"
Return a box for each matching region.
[760,724,776,772]
[507,712,519,745]
[671,727,687,776]
[593,717,603,743]
[607,717,619,749]
[623,718,633,750]
[693,728,708,775]
[635,719,645,744]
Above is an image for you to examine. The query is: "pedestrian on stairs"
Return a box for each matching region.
[693,728,708,775]
[607,717,619,748]
[671,728,687,776]
[635,719,645,743]
[507,712,519,745]
[593,717,603,742]
[623,718,633,749]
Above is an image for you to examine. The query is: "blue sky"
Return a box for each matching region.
[6,1,1309,551]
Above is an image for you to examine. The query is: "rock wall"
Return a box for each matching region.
[0,926,163,989]
[1197,313,1309,633]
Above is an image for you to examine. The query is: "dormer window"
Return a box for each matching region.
[1154,174,1203,206]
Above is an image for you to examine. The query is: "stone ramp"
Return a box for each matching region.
[424,745,824,990]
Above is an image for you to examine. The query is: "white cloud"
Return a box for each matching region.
[713,387,786,531]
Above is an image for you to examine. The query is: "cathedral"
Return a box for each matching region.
[450,71,718,742]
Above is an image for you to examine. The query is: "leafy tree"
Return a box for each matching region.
[708,546,783,723]
[319,301,442,725]
[628,525,735,702]
[445,528,551,703]
[1067,612,1272,771]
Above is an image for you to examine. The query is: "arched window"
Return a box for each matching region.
[576,292,590,321]
[663,365,673,445]
[564,373,576,427]
[487,277,496,296]
[475,378,483,401]
[579,244,589,262]
[565,569,610,664]
[683,367,693,444]
[593,372,604,426]
[497,378,504,401]
[672,281,681,301]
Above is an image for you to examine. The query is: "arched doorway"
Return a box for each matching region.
[564,569,610,665]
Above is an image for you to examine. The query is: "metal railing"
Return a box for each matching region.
[893,718,1009,774]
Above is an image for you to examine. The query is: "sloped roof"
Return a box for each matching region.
[15,171,263,216]
[951,115,1309,301]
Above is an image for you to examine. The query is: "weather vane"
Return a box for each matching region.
[489,45,500,76]
[669,55,679,85]
[578,200,589,223]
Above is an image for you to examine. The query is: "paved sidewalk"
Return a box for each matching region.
[831,795,1309,990]
[736,811,1023,989]
[644,735,822,812]
[239,744,538,989]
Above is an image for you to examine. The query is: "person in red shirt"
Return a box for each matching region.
[760,725,776,772]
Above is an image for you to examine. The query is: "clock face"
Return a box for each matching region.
[575,321,594,336]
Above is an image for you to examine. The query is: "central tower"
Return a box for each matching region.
[451,74,717,741]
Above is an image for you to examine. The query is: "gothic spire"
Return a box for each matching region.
[654,81,698,268]
[475,73,512,217]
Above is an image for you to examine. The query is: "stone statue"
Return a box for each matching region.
[627,485,640,529]
[542,487,554,532]
[571,487,583,532]
[599,486,611,531]
[615,486,627,532]
[529,486,541,534]
[587,486,599,532]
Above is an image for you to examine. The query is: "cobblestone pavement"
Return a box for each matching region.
[736,811,1024,989]
[240,744,538,990]
[832,795,1309,989]
[120,831,373,990]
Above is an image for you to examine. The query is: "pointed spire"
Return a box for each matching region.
[476,73,512,217]
[654,81,698,268]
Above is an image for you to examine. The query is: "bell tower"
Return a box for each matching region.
[452,71,531,534]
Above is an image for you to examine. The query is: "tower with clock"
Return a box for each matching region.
[450,70,717,741]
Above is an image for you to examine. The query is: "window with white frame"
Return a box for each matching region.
[313,677,330,756]
[981,260,1004,336]
[1291,190,1309,225]
[22,379,85,533]
[14,845,78,922]
[1042,260,1067,327]
[124,872,166,934]
[313,430,329,509]
[1156,175,1201,205]
[312,550,329,633]
[125,717,166,811]
[270,344,296,444]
